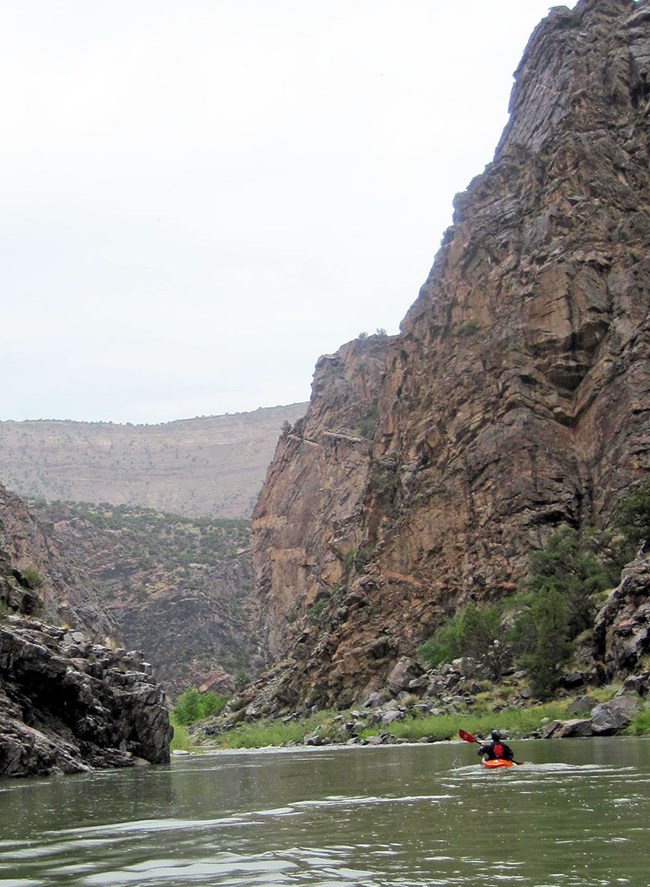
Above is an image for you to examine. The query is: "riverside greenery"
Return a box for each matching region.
[172,702,570,752]
[172,689,229,725]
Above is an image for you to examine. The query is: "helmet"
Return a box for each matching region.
[491,730,501,741]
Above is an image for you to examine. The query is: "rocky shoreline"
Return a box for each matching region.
[195,656,649,750]
[191,554,650,749]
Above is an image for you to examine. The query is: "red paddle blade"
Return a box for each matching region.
[459,729,477,744]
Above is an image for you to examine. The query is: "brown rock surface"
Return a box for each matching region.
[251,0,650,712]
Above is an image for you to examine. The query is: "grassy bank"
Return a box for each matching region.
[170,716,193,753]
[191,702,572,751]
[357,704,569,743]
[173,681,649,754]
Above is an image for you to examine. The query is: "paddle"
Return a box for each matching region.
[458,729,524,765]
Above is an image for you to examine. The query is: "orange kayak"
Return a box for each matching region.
[481,758,515,769]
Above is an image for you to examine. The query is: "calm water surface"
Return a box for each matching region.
[1,737,649,886]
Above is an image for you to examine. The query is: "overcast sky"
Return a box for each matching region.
[1,0,577,425]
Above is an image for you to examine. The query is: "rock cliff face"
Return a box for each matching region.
[0,553,172,777]
[251,0,650,711]
[594,553,650,677]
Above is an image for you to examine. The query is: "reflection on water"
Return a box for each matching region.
[0,737,649,885]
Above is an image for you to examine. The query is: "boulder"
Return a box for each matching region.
[622,673,650,695]
[590,694,640,735]
[560,672,586,690]
[566,695,599,717]
[543,719,593,739]
[386,657,424,696]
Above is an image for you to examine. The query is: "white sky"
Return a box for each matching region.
[1,0,577,425]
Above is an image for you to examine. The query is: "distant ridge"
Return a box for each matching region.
[0,404,308,518]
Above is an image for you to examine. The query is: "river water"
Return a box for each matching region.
[1,737,649,886]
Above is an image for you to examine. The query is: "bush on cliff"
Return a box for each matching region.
[513,587,573,699]
[524,525,616,637]
[510,521,631,697]
[614,475,650,557]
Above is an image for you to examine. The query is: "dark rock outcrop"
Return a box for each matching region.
[250,0,650,712]
[1,533,172,777]
[0,613,172,778]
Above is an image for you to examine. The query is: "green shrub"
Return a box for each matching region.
[453,319,479,336]
[418,613,465,669]
[614,475,650,555]
[342,547,373,574]
[307,598,329,625]
[172,689,229,726]
[21,567,44,589]
[525,524,615,638]
[418,603,512,679]
[510,524,615,698]
[625,710,650,736]
[516,588,573,699]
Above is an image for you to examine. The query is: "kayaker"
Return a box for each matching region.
[477,730,515,762]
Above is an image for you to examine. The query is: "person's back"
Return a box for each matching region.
[478,730,514,761]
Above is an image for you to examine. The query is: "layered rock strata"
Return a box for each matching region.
[251,0,650,711]
[0,404,307,519]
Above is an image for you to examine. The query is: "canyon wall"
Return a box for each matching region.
[251,0,650,711]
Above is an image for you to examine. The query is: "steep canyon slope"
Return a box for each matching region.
[251,0,650,711]
[0,486,261,698]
